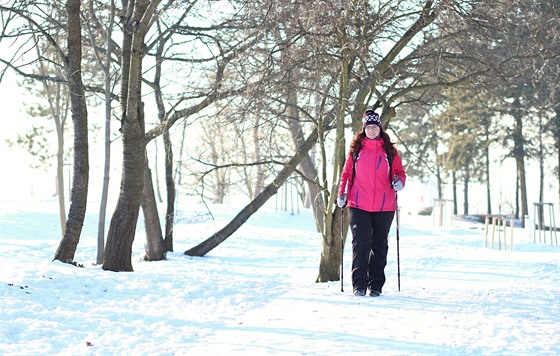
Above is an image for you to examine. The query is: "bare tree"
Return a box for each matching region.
[1,1,90,264]
[102,0,162,272]
[2,0,557,278]
[185,128,320,256]
[84,0,118,265]
[54,0,90,264]
[15,70,71,235]
[141,153,165,261]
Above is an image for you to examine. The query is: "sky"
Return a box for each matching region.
[1,197,559,355]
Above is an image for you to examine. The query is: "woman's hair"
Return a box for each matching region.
[349,127,396,158]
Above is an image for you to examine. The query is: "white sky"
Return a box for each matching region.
[0,70,49,200]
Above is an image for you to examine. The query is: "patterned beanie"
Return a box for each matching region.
[362,109,381,129]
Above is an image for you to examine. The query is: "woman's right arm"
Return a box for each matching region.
[338,153,354,195]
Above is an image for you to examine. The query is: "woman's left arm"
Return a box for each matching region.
[392,150,406,185]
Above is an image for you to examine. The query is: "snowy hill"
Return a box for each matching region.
[1,198,559,355]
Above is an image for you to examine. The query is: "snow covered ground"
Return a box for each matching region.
[1,198,559,355]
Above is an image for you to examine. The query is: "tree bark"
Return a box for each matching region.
[253,116,264,198]
[103,0,161,271]
[163,130,176,252]
[53,0,89,264]
[463,162,470,215]
[452,171,458,215]
[316,47,349,283]
[149,30,174,254]
[141,154,165,261]
[485,125,492,215]
[512,101,528,226]
[555,105,560,205]
[97,0,115,265]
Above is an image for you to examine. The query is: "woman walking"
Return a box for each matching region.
[337,109,406,296]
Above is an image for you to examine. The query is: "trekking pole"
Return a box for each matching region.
[340,207,344,292]
[395,192,401,291]
[340,181,349,293]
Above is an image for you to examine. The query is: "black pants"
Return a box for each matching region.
[349,208,395,293]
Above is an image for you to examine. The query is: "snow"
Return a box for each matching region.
[1,198,559,355]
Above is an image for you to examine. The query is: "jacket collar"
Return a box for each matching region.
[362,137,383,149]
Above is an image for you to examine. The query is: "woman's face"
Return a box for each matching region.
[364,124,380,139]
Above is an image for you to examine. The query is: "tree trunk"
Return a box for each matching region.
[35,40,69,238]
[515,174,520,217]
[56,164,66,236]
[485,126,492,215]
[54,89,67,237]
[286,94,324,234]
[53,0,89,264]
[463,163,470,215]
[152,35,175,252]
[97,0,115,265]
[538,115,544,203]
[253,115,264,198]
[555,105,560,206]
[452,171,458,215]
[103,94,146,271]
[211,138,226,204]
[436,154,443,199]
[103,0,160,271]
[141,154,165,261]
[536,115,545,229]
[512,102,528,226]
[185,129,319,257]
[317,49,350,283]
[154,140,164,203]
[316,207,346,282]
[163,130,176,252]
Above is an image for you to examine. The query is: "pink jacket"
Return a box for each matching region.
[338,138,406,212]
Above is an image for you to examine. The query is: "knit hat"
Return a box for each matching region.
[363,109,381,129]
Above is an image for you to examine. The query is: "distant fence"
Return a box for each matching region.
[532,202,558,245]
[484,215,514,251]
